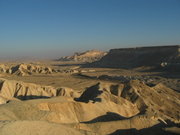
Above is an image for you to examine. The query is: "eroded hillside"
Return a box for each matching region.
[0,77,179,135]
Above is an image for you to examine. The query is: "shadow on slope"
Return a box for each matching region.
[16,95,50,100]
[109,122,180,135]
[53,63,85,67]
[74,83,103,103]
[82,112,127,124]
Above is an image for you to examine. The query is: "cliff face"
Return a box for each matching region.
[91,45,180,69]
[58,50,107,63]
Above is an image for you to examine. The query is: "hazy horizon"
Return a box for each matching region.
[0,0,180,59]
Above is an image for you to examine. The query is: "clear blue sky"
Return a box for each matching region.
[0,0,180,59]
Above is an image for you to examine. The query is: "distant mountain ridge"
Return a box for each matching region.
[89,45,180,70]
[58,50,107,62]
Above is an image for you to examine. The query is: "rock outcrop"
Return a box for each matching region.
[0,64,96,76]
[12,64,57,76]
[0,64,12,74]
[0,64,56,76]
[76,81,180,123]
[0,78,79,102]
[121,80,180,123]
[58,50,107,62]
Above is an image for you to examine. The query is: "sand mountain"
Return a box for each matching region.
[58,50,107,62]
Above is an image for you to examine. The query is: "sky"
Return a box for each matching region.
[0,0,180,59]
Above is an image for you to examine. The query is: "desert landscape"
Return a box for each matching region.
[0,45,179,135]
[1,1,180,134]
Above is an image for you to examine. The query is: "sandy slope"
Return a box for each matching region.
[0,121,84,135]
[0,76,179,135]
